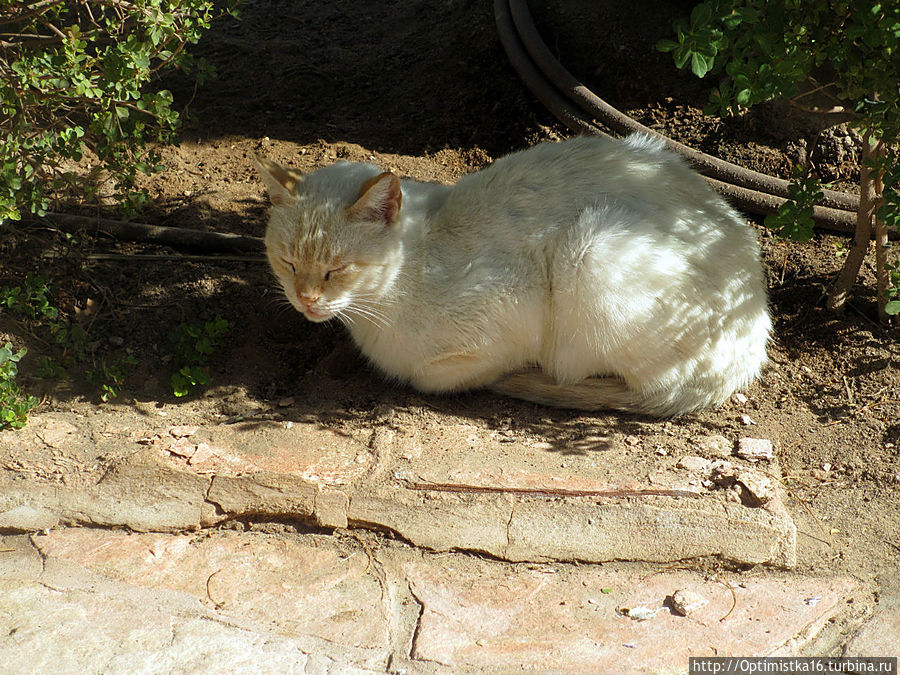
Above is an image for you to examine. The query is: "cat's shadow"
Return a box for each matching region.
[265,340,739,457]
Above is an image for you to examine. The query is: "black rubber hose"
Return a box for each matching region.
[495,0,860,232]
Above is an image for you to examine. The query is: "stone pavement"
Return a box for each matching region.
[0,409,896,672]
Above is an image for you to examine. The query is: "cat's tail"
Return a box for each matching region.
[490,369,699,418]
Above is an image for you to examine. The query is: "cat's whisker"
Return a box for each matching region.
[344,301,392,329]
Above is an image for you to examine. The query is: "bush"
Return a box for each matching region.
[661,1,900,318]
[0,0,239,221]
[0,342,37,430]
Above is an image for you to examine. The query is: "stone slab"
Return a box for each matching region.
[34,528,391,657]
[403,558,859,672]
[2,414,797,567]
[0,531,864,674]
[1,530,390,673]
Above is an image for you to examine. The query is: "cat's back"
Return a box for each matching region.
[446,134,719,232]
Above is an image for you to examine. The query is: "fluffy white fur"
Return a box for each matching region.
[257,134,772,417]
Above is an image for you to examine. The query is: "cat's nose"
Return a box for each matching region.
[297,292,320,308]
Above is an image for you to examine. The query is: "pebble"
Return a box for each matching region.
[731,393,748,405]
[671,590,709,616]
[740,414,756,426]
[677,455,712,473]
[736,438,775,462]
[693,434,732,457]
[735,469,776,505]
[711,463,775,505]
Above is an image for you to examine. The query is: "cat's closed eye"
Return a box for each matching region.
[281,258,296,273]
[324,265,348,281]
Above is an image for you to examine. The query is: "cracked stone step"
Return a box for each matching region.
[0,530,867,673]
[1,417,797,566]
[1,530,391,672]
[401,558,863,672]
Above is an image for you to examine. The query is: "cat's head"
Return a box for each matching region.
[255,157,405,324]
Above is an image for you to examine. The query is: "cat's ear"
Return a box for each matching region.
[348,171,402,226]
[254,155,302,206]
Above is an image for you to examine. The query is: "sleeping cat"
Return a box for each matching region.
[256,134,771,417]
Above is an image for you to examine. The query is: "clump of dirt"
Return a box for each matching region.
[2,0,898,584]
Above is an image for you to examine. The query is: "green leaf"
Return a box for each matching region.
[885,300,900,315]
[691,51,713,77]
[690,2,713,29]
[657,39,680,53]
[673,46,692,69]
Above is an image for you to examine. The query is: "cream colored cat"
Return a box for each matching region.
[256,134,771,417]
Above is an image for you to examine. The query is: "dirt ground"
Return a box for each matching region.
[2,0,899,590]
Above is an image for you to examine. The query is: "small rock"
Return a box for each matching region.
[735,469,776,506]
[277,397,295,408]
[677,455,712,473]
[740,414,756,426]
[731,392,748,405]
[694,434,732,457]
[710,463,775,506]
[821,462,832,472]
[670,589,709,616]
[624,436,641,447]
[736,438,775,462]
[168,425,198,438]
[372,404,396,420]
[617,606,659,621]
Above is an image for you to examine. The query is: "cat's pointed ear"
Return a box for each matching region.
[254,155,302,206]
[348,171,402,226]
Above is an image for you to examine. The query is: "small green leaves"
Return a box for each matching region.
[169,316,229,397]
[87,355,137,402]
[763,170,824,243]
[657,2,725,79]
[0,273,58,320]
[884,257,900,315]
[170,365,211,398]
[0,342,38,430]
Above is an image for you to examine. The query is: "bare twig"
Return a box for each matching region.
[400,477,701,499]
[873,143,889,322]
[40,212,265,253]
[827,130,877,312]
